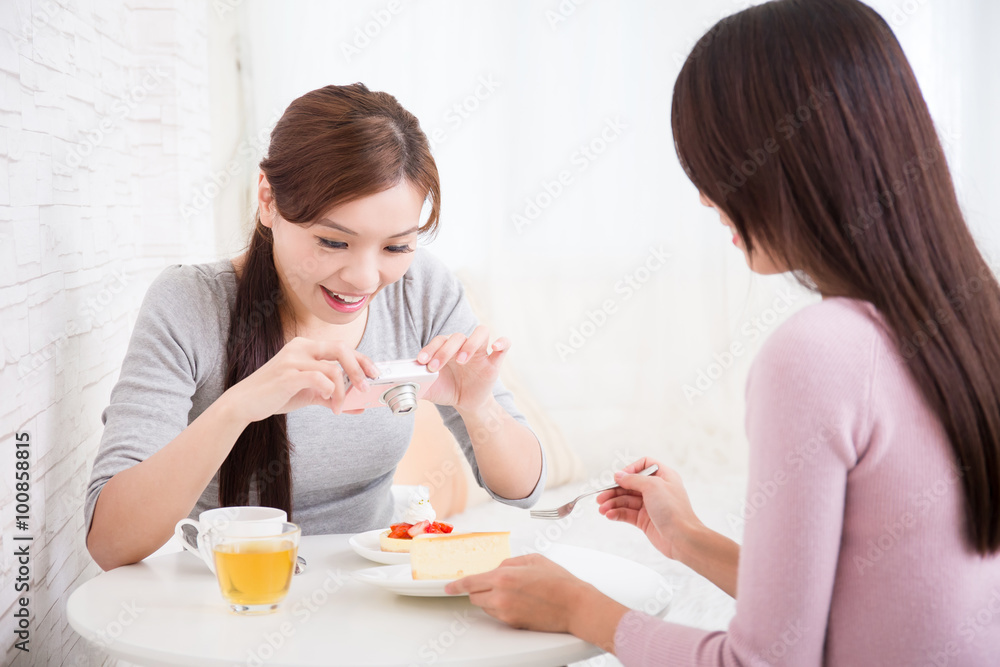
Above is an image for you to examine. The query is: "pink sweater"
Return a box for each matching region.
[614,297,1000,666]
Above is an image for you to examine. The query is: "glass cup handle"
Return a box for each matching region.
[174,518,215,573]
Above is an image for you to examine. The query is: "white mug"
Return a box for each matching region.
[174,506,287,573]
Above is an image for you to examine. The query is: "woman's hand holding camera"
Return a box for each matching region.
[222,337,381,424]
[417,325,509,412]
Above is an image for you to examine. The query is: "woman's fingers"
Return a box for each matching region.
[622,457,654,475]
[311,362,350,414]
[445,571,496,596]
[300,369,344,413]
[468,591,496,609]
[304,370,338,402]
[613,469,661,495]
[605,507,641,525]
[426,333,467,372]
[599,494,644,514]
[246,336,380,419]
[417,335,449,366]
[356,352,381,380]
[486,336,511,367]
[297,339,366,391]
[334,354,370,393]
[416,329,508,370]
[622,456,673,483]
[456,325,490,364]
[303,338,379,396]
[595,489,615,504]
[596,487,640,505]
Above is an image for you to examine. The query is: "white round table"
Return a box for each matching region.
[67,533,672,666]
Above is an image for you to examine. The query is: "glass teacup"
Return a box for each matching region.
[205,521,301,615]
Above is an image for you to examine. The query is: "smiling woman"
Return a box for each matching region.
[83,83,545,571]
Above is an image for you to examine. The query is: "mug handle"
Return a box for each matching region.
[174,518,215,573]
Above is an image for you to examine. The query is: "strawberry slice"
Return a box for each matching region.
[388,523,412,539]
[388,521,453,539]
[424,521,454,534]
[407,520,431,537]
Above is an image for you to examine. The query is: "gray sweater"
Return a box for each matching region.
[84,249,545,536]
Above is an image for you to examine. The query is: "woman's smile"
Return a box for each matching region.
[321,285,370,313]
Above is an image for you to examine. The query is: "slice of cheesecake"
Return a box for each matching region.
[378,531,414,553]
[410,532,511,580]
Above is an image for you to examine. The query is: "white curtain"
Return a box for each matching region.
[214,0,1000,486]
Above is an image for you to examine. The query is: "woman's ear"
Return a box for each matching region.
[258,172,276,228]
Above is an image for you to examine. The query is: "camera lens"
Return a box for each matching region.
[382,383,418,415]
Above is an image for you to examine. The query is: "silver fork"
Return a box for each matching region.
[529,464,659,520]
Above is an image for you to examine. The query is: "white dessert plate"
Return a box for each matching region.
[348,529,410,565]
[352,542,674,609]
[353,564,458,597]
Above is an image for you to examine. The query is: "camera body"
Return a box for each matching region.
[342,359,439,415]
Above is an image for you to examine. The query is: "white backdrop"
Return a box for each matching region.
[212,0,1000,486]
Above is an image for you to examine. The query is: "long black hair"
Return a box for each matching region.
[672,0,1000,553]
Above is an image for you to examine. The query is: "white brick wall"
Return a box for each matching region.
[0,1,213,665]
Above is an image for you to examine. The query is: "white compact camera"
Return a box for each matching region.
[341,359,439,415]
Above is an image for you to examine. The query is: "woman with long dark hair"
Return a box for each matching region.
[446,1,1000,663]
[85,84,544,570]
